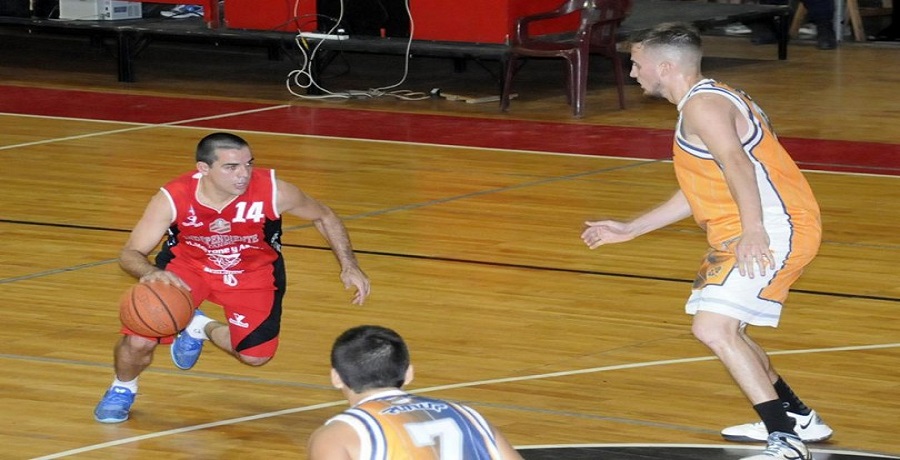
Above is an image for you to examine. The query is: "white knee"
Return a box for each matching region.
[691,316,739,351]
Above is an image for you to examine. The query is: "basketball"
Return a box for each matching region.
[119,281,194,337]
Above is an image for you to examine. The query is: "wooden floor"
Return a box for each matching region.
[0,27,898,460]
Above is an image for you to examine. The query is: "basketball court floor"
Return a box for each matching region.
[1,28,898,460]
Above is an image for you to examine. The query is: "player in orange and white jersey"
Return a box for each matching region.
[308,325,523,460]
[581,22,831,460]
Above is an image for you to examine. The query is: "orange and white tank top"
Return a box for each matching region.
[673,79,820,248]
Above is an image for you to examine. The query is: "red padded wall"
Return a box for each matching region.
[225,0,317,32]
[410,0,576,43]
[225,0,575,41]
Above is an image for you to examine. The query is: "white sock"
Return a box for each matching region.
[186,314,215,340]
[112,377,138,393]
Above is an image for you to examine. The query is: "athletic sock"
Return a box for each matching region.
[774,377,811,415]
[112,377,138,393]
[754,399,797,435]
[186,315,215,340]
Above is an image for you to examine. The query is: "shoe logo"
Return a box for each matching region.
[797,413,818,430]
[228,313,249,328]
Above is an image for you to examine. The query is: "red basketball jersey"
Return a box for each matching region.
[155,168,283,291]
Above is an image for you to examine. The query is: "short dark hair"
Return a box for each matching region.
[331,325,410,393]
[195,132,250,165]
[630,22,702,51]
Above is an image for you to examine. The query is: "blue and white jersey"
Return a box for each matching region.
[325,390,502,460]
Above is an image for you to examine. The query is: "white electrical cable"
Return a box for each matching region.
[285,0,430,101]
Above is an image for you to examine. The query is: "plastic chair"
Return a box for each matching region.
[500,0,630,117]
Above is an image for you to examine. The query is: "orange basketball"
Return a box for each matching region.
[119,281,194,337]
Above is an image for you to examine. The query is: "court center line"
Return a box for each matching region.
[30,342,900,459]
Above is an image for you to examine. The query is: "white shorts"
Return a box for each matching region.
[685,230,817,327]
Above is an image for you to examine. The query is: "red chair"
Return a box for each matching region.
[500,0,630,117]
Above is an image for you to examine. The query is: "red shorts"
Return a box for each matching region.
[121,265,284,358]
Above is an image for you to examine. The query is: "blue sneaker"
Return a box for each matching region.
[170,310,206,370]
[160,4,204,19]
[94,386,136,423]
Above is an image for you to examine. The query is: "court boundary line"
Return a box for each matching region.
[0,106,290,151]
[30,342,900,459]
[2,111,899,179]
[0,110,665,164]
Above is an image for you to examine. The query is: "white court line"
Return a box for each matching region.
[4,110,898,179]
[31,342,900,459]
[0,105,290,151]
[0,110,665,165]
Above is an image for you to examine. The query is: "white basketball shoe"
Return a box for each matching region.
[722,410,833,443]
[740,432,812,460]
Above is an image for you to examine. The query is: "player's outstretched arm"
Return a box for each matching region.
[582,190,692,249]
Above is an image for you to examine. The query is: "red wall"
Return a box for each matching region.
[226,0,576,42]
[225,0,317,32]
[411,0,577,43]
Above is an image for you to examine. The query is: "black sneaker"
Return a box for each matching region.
[816,23,837,50]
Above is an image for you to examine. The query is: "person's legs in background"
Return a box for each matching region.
[742,0,836,49]
[801,0,837,49]
[874,0,899,40]
[743,0,788,44]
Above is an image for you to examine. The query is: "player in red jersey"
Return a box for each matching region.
[94,132,370,423]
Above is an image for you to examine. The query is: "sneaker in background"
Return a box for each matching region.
[160,4,204,19]
[724,23,753,35]
[798,23,817,38]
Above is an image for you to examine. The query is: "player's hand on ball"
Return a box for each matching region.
[139,269,191,291]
